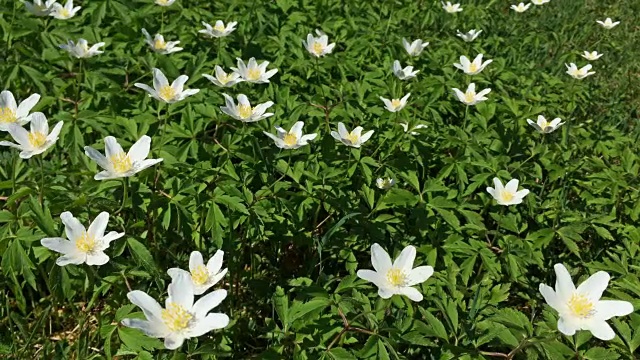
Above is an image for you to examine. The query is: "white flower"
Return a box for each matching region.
[565,63,595,79]
[303,29,336,58]
[453,54,493,75]
[456,29,482,42]
[380,93,410,112]
[511,2,531,12]
[49,0,80,19]
[531,0,550,4]
[527,115,564,133]
[0,90,40,131]
[0,113,62,159]
[399,123,428,136]
[263,121,317,149]
[581,51,603,61]
[442,1,463,13]
[596,18,620,29]
[539,264,634,340]
[330,122,374,148]
[134,68,200,103]
[220,94,274,123]
[357,243,434,302]
[231,58,278,84]
[486,177,529,206]
[40,211,124,266]
[167,251,228,296]
[199,20,237,38]
[155,0,176,6]
[392,60,419,80]
[59,39,105,58]
[452,83,491,106]
[141,29,182,54]
[83,135,163,180]
[402,38,429,57]
[24,0,57,16]
[202,66,243,88]
[376,178,395,190]
[122,272,230,350]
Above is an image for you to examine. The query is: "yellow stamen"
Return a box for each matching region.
[154,38,167,50]
[76,232,97,253]
[312,42,324,55]
[0,107,17,124]
[246,68,261,81]
[386,268,407,287]
[158,85,176,102]
[464,92,476,104]
[110,152,133,174]
[214,23,225,32]
[391,99,402,109]
[345,132,360,145]
[218,74,230,85]
[469,63,478,73]
[60,8,70,17]
[568,293,595,318]
[161,303,193,332]
[191,265,210,286]
[238,104,253,119]
[283,133,298,147]
[500,191,515,202]
[539,119,549,129]
[28,132,47,148]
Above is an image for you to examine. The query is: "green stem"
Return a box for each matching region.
[314,57,327,103]
[117,177,129,214]
[463,105,469,129]
[11,151,17,194]
[217,37,222,64]
[38,156,45,205]
[161,8,165,33]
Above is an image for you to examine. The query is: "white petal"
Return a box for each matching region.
[594,300,634,320]
[398,287,423,301]
[407,266,434,286]
[392,245,416,272]
[576,271,610,302]
[187,313,229,337]
[206,250,224,274]
[189,251,204,272]
[371,243,392,273]
[40,237,73,254]
[167,272,194,309]
[127,135,151,163]
[585,321,616,340]
[86,252,110,266]
[192,289,227,319]
[554,264,576,301]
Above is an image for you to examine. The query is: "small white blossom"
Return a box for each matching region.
[141,29,182,54]
[263,121,318,149]
[399,123,428,136]
[442,1,463,13]
[357,243,434,301]
[581,51,603,61]
[330,122,374,148]
[539,264,634,340]
[486,177,529,206]
[155,0,176,6]
[402,38,428,57]
[452,83,491,106]
[511,2,531,12]
[0,113,62,159]
[40,211,124,266]
[380,93,410,112]
[59,39,105,58]
[220,94,274,123]
[456,29,482,42]
[202,66,243,88]
[24,0,57,16]
[596,18,620,29]
[303,29,336,57]
[168,251,228,296]
[84,135,163,180]
[199,20,237,38]
[134,68,199,103]
[392,60,419,80]
[453,54,493,75]
[231,58,278,84]
[0,90,40,131]
[526,115,564,133]
[49,0,80,19]
[565,63,595,79]
[376,178,395,190]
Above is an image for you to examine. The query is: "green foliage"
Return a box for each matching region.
[1,0,640,359]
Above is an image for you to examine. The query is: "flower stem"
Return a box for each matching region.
[37,156,45,205]
[463,105,469,129]
[117,177,129,215]
[217,37,222,64]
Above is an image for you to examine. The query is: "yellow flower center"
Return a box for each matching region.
[386,268,407,287]
[154,38,167,50]
[469,63,478,73]
[191,265,210,286]
[214,23,225,32]
[110,152,133,174]
[60,8,70,17]
[158,0,170,4]
[391,99,402,109]
[161,303,193,332]
[0,107,17,123]
[76,232,98,253]
[247,68,261,81]
[568,293,595,318]
[312,42,324,55]
[345,132,360,145]
[500,191,515,202]
[158,85,176,101]
[464,91,476,103]
[28,132,47,148]
[218,74,230,85]
[283,133,298,147]
[238,104,253,119]
[539,119,549,129]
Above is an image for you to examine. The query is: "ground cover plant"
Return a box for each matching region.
[1,0,640,359]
